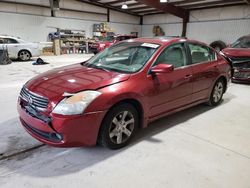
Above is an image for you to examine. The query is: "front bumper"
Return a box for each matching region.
[17,100,107,147]
[232,69,250,84]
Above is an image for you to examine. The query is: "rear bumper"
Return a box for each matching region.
[17,101,107,147]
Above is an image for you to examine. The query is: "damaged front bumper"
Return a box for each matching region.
[17,97,107,147]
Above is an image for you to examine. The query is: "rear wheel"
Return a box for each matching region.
[98,103,138,149]
[208,79,225,106]
[18,50,31,61]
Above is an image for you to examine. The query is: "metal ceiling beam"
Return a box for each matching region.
[137,0,189,37]
[137,0,189,19]
[128,6,151,11]
[111,2,143,7]
[244,0,250,4]
[132,8,158,13]
[77,0,139,16]
[102,0,127,4]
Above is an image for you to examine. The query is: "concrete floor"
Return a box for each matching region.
[0,54,250,188]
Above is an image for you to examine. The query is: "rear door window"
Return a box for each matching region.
[0,38,7,44]
[6,38,18,44]
[188,43,216,64]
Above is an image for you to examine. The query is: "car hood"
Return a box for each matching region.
[222,48,250,58]
[25,63,130,102]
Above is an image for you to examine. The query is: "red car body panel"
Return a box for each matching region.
[18,38,231,147]
[222,48,250,57]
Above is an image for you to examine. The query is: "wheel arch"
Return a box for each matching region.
[217,75,227,93]
[18,49,32,57]
[104,98,144,129]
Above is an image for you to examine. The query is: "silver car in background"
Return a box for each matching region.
[0,36,40,61]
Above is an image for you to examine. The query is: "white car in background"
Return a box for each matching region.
[0,36,40,61]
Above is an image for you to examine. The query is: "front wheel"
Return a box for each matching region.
[98,103,138,149]
[18,50,31,61]
[208,79,225,106]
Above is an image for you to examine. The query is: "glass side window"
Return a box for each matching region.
[0,38,7,44]
[188,43,215,64]
[155,43,187,68]
[7,38,18,44]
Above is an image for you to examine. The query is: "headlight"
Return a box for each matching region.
[52,91,101,115]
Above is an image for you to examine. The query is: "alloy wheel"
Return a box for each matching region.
[109,111,135,144]
[19,50,31,61]
[213,82,224,103]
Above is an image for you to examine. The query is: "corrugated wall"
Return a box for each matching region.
[142,5,250,44]
[0,0,141,42]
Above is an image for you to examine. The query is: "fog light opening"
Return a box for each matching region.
[49,132,63,141]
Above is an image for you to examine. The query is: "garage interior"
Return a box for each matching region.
[0,0,250,187]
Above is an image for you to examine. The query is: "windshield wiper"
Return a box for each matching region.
[95,66,111,72]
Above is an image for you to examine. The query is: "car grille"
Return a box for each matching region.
[20,87,49,110]
[233,71,250,78]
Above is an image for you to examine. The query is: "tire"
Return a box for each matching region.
[98,103,139,149]
[18,50,31,61]
[208,79,225,106]
[210,40,226,52]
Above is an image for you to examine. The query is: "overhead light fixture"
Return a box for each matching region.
[121,2,128,9]
[160,0,168,3]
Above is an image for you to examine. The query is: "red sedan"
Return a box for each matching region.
[18,37,231,149]
[221,35,250,83]
[90,34,137,54]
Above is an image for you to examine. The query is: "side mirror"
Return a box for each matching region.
[151,64,174,74]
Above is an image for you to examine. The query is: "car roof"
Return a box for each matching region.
[0,35,18,39]
[130,37,208,47]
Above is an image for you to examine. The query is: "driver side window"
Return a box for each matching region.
[155,43,187,68]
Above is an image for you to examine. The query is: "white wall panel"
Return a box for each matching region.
[0,1,142,42]
[56,10,106,21]
[109,22,141,36]
[2,0,50,6]
[0,0,107,13]
[110,10,140,24]
[190,5,250,22]
[142,5,250,44]
[187,19,250,44]
[0,12,101,41]
[143,13,182,24]
[16,4,51,16]
[61,0,106,14]
[142,23,182,37]
[189,5,250,44]
[0,12,141,42]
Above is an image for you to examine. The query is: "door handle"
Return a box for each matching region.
[185,74,192,79]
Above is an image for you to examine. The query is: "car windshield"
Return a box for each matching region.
[231,36,250,48]
[84,42,160,73]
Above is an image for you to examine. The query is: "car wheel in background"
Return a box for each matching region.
[98,103,138,149]
[210,40,227,52]
[18,50,31,61]
[208,79,225,106]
